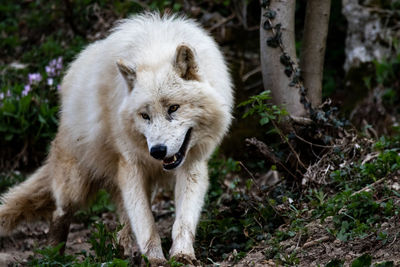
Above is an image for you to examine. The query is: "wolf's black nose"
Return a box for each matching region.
[150,144,167,160]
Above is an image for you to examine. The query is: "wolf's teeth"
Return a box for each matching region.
[173,155,177,162]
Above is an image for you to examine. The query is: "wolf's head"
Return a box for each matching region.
[117,44,227,170]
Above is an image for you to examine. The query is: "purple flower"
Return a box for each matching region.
[57,84,61,91]
[28,73,42,84]
[56,57,63,70]
[45,66,52,74]
[0,92,4,100]
[47,78,54,86]
[46,57,63,77]
[46,65,55,77]
[22,85,31,96]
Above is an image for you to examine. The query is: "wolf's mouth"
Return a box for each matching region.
[162,128,192,170]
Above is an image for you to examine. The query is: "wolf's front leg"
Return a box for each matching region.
[170,161,209,262]
[117,159,166,264]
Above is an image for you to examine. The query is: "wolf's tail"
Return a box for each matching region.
[0,164,55,235]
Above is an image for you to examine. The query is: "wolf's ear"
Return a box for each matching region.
[174,44,200,81]
[117,59,136,92]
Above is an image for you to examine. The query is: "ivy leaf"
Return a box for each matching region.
[263,20,272,30]
[264,9,276,19]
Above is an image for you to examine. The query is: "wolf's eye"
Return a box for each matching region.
[141,113,150,120]
[168,105,180,114]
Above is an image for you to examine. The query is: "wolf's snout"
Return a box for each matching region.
[150,144,167,160]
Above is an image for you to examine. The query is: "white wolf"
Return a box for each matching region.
[0,13,233,264]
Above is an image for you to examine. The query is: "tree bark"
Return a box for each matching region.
[260,0,306,117]
[300,0,331,108]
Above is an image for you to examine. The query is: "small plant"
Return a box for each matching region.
[376,231,389,245]
[28,243,77,266]
[239,90,288,126]
[0,57,62,169]
[197,151,283,261]
[350,254,372,267]
[27,222,127,266]
[167,256,184,267]
[278,250,300,266]
[141,254,150,267]
[88,222,124,263]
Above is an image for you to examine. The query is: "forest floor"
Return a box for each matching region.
[1,203,399,266]
[1,163,399,266]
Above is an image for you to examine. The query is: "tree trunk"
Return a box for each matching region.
[260,0,306,118]
[300,0,331,108]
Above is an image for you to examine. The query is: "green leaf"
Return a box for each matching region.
[374,261,394,267]
[5,133,13,141]
[19,95,31,112]
[351,254,372,267]
[259,117,270,125]
[325,259,344,267]
[38,114,47,124]
[107,258,129,266]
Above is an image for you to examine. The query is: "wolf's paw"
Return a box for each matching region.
[170,253,199,266]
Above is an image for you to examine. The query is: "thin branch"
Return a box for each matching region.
[271,120,307,170]
[289,115,313,125]
[242,66,261,82]
[246,137,297,178]
[238,161,262,192]
[293,132,337,148]
[208,14,235,32]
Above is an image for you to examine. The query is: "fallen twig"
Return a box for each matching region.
[361,152,380,165]
[302,236,330,249]
[351,177,386,196]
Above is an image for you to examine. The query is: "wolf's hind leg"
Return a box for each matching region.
[48,208,73,253]
[47,152,94,251]
[111,187,134,256]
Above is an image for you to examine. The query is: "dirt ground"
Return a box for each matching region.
[0,198,175,266]
[1,194,399,266]
[223,216,400,267]
[2,212,400,266]
[0,215,110,266]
